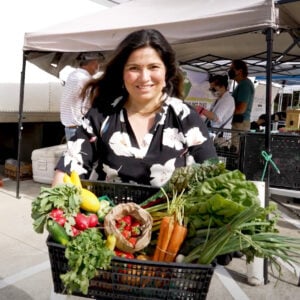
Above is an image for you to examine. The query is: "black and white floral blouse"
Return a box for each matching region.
[56,95,217,187]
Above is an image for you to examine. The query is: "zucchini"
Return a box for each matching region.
[47,219,70,246]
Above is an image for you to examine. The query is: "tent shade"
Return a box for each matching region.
[24,0,276,51]
[23,0,293,77]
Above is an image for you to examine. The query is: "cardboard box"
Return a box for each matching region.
[31,144,67,184]
[286,109,300,130]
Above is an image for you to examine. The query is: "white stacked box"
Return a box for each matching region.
[31,144,67,184]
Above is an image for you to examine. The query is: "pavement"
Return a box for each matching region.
[0,173,299,300]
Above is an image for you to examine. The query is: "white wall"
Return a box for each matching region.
[0,0,108,114]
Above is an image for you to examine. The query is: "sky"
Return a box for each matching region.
[1,0,109,83]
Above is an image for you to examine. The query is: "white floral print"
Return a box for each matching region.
[82,118,94,135]
[56,96,217,186]
[185,127,207,147]
[150,158,176,187]
[103,163,122,182]
[162,128,185,150]
[64,139,87,175]
[109,131,132,156]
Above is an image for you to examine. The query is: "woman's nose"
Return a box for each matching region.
[139,68,151,80]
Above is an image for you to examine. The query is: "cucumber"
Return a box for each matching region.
[47,219,70,246]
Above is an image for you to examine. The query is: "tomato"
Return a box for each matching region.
[115,249,135,259]
[131,221,141,237]
[128,237,137,247]
[121,229,131,239]
[118,215,132,227]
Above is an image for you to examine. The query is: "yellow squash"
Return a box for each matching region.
[80,188,100,213]
[63,173,73,184]
[70,171,82,189]
[105,234,117,251]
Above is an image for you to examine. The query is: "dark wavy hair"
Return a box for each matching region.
[82,29,184,111]
[209,74,229,89]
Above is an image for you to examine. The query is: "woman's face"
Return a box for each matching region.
[123,46,166,104]
[209,82,223,98]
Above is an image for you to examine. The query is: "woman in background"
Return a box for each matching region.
[197,74,235,130]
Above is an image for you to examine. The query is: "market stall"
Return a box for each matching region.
[21,0,300,296]
[18,0,300,199]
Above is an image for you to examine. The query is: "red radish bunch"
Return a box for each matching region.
[49,208,66,226]
[74,212,99,231]
[48,208,99,237]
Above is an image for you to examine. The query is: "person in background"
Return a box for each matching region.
[250,111,286,131]
[197,74,234,130]
[250,114,267,131]
[60,52,103,141]
[228,60,255,150]
[52,29,217,187]
[273,111,286,129]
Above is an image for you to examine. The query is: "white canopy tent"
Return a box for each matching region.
[18,0,300,200]
[23,0,300,77]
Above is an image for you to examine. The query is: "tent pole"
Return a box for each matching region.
[264,26,274,285]
[16,53,27,199]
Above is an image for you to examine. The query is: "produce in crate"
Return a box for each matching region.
[104,202,153,253]
[144,162,300,274]
[153,190,187,262]
[60,228,115,295]
[97,196,114,221]
[31,184,81,235]
[46,219,70,246]
[31,171,112,241]
[33,162,300,298]
[64,171,101,213]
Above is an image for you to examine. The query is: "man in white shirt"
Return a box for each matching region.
[60,52,103,141]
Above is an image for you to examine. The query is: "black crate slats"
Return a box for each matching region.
[47,181,214,300]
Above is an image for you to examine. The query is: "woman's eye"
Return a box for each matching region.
[129,66,138,71]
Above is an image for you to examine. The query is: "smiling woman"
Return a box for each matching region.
[52,29,218,188]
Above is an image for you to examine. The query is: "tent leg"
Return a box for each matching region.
[16,53,27,199]
[263,26,274,285]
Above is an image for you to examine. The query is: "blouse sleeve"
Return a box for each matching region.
[55,108,102,177]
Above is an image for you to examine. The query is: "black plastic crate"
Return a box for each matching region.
[209,128,246,170]
[47,237,214,300]
[241,133,300,190]
[47,181,214,299]
[81,180,159,204]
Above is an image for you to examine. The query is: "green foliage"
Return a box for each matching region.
[31,184,81,233]
[60,228,114,295]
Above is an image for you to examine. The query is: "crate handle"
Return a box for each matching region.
[260,151,280,181]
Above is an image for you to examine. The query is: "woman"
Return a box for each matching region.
[197,74,235,129]
[52,29,217,187]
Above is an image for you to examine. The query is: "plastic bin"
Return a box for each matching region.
[31,144,67,184]
[47,181,215,300]
[241,133,300,190]
[209,128,246,170]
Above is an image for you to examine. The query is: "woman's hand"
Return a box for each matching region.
[51,170,66,187]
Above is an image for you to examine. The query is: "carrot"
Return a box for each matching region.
[164,222,187,262]
[152,215,175,261]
